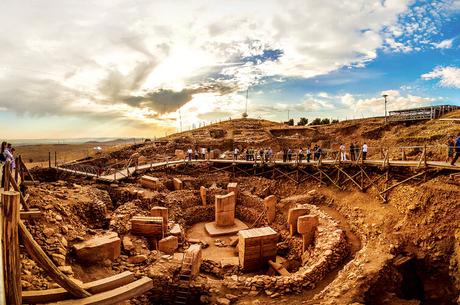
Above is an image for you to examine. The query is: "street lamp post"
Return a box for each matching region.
[382,94,388,125]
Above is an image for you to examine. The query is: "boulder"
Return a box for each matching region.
[158,236,178,255]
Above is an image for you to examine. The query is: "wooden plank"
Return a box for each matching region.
[2,191,21,305]
[0,195,6,305]
[18,220,91,298]
[7,170,30,211]
[22,271,135,304]
[50,277,153,305]
[20,210,42,220]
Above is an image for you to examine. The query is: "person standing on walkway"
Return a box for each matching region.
[1,142,7,187]
[350,142,355,161]
[5,143,15,169]
[298,148,304,163]
[250,147,254,161]
[234,147,239,161]
[187,148,193,161]
[194,149,199,161]
[451,134,460,165]
[288,148,292,161]
[446,136,454,163]
[282,148,287,163]
[362,143,368,161]
[339,143,346,161]
[306,147,311,162]
[201,147,206,159]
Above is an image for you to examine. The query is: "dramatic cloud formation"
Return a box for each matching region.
[0,0,458,138]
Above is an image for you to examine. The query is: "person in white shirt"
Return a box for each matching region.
[234,148,239,161]
[339,143,346,161]
[362,143,368,161]
[201,147,206,159]
[187,148,193,161]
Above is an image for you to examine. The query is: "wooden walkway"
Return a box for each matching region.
[56,157,460,184]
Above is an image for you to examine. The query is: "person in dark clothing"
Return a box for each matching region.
[451,134,460,165]
[287,148,292,161]
[282,148,287,162]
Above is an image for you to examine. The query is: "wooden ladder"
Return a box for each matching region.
[174,253,194,305]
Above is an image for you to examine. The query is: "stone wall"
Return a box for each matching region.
[223,203,349,297]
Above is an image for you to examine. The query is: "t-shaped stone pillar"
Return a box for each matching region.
[215,192,236,227]
[200,186,207,205]
[264,195,277,224]
[227,182,238,198]
[150,206,168,234]
[297,215,319,252]
[287,207,309,237]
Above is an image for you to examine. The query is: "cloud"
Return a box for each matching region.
[421,66,460,88]
[341,91,436,112]
[432,38,455,49]
[0,0,458,137]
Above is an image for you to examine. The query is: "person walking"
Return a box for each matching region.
[288,148,292,162]
[259,148,264,162]
[446,136,454,163]
[282,148,287,163]
[362,142,368,161]
[306,147,311,162]
[339,143,346,161]
[245,148,250,161]
[451,134,460,166]
[207,147,211,161]
[187,148,193,161]
[350,142,355,161]
[268,147,273,162]
[298,148,304,163]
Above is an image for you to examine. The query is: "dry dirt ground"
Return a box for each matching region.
[18,114,460,305]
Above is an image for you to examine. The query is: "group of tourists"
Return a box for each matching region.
[187,147,211,161]
[1,142,15,168]
[337,142,368,161]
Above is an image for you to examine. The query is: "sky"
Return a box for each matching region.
[1,0,460,139]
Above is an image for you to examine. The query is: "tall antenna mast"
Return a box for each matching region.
[178,104,182,132]
[242,88,249,118]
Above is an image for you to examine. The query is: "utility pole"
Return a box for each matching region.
[178,104,182,132]
[382,94,388,125]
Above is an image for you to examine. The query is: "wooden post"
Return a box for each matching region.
[18,220,91,298]
[402,148,406,161]
[14,157,19,183]
[2,191,21,305]
[4,161,11,192]
[49,152,51,168]
[7,171,30,211]
[424,144,427,167]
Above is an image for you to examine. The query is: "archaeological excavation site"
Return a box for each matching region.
[6,113,460,305]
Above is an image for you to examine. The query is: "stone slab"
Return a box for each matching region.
[73,232,121,263]
[221,257,239,268]
[227,182,238,198]
[185,244,202,279]
[141,176,159,190]
[204,219,248,237]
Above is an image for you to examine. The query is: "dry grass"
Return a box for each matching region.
[14,143,122,167]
